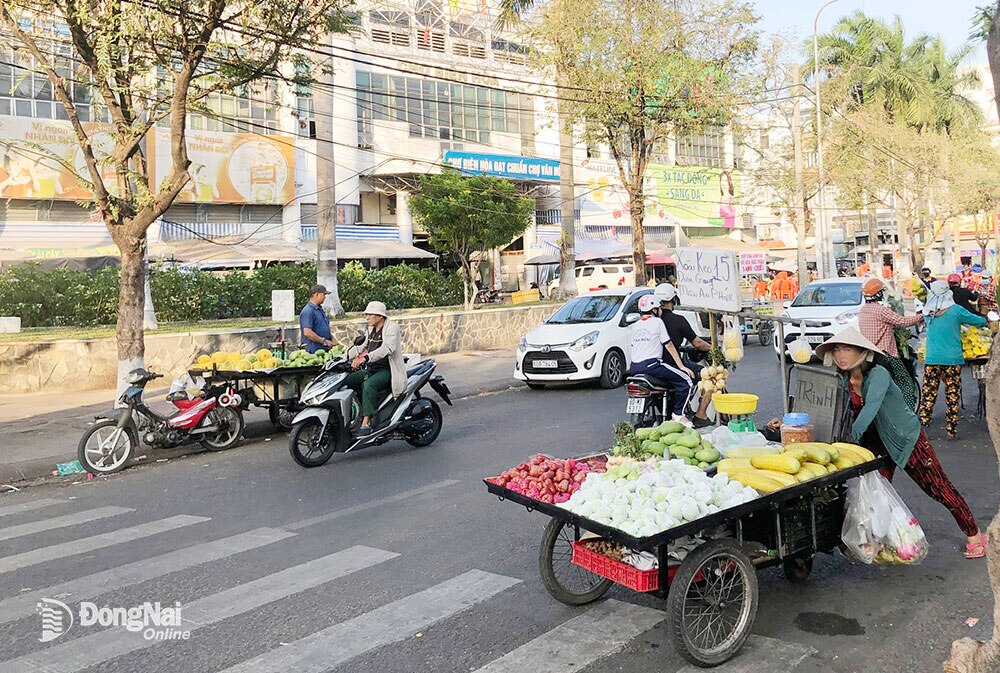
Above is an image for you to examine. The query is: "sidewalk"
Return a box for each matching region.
[0,349,519,484]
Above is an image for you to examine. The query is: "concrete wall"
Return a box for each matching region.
[0,305,554,394]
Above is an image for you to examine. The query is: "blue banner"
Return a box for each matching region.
[443,151,560,182]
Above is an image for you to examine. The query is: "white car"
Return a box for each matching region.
[514,288,706,389]
[547,264,636,296]
[773,278,864,358]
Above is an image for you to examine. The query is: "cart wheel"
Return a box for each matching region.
[539,518,612,606]
[758,322,773,347]
[667,538,758,668]
[782,556,813,584]
[269,405,297,432]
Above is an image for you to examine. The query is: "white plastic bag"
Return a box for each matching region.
[710,426,770,456]
[722,315,744,363]
[842,472,928,565]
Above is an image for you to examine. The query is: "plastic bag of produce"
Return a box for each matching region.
[722,315,744,363]
[842,472,928,565]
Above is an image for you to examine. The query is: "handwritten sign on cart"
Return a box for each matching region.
[676,247,741,312]
[791,364,849,444]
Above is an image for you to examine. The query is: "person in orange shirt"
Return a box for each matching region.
[855,262,871,277]
[753,277,768,301]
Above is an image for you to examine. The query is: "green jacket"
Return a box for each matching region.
[851,364,919,468]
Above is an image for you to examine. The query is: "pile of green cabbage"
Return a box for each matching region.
[560,459,759,538]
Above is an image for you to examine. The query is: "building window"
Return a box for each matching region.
[675,126,725,168]
[293,61,315,138]
[355,71,527,147]
[188,81,279,135]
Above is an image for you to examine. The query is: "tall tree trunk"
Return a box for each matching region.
[114,230,146,398]
[315,46,344,317]
[792,64,807,280]
[631,194,648,287]
[945,9,1000,670]
[555,68,578,300]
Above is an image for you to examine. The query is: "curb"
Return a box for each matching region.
[1,375,524,486]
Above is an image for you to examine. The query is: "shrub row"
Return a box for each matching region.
[0,261,464,327]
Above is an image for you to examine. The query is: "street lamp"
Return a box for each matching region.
[813,0,840,279]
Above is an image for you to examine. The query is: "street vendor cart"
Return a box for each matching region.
[484,454,886,667]
[189,363,322,431]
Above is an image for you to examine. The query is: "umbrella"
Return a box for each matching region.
[524,253,560,265]
[646,252,675,265]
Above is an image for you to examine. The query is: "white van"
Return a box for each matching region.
[547,264,636,295]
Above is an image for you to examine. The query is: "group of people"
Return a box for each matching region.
[628,273,991,559]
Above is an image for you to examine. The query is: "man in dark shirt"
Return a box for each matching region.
[948,274,980,315]
[919,267,935,290]
[653,284,713,428]
[300,284,334,353]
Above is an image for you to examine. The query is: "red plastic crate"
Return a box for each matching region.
[571,541,670,592]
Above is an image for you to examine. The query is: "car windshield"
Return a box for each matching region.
[546,295,625,324]
[791,282,862,308]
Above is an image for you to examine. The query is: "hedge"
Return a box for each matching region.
[0,261,464,328]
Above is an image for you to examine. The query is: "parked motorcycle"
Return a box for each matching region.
[475,288,504,304]
[288,337,453,468]
[78,369,245,475]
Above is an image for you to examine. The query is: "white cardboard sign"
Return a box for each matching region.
[676,247,741,313]
[271,290,296,322]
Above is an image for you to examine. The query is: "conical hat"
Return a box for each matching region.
[814,326,883,367]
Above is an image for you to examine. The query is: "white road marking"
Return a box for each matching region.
[0,545,399,673]
[676,635,817,673]
[283,479,460,531]
[0,527,294,625]
[0,498,66,518]
[0,506,133,541]
[217,569,521,673]
[0,514,209,574]
[472,599,665,673]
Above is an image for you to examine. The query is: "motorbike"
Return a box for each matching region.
[77,369,245,475]
[288,337,453,468]
[475,288,504,304]
[625,346,709,428]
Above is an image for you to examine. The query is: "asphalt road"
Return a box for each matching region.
[0,344,996,673]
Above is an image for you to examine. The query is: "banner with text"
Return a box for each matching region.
[151,128,295,204]
[443,151,560,182]
[648,165,742,228]
[739,251,767,275]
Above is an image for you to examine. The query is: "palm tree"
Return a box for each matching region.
[497,0,578,299]
[909,36,983,135]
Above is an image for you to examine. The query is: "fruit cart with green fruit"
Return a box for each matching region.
[484,453,888,667]
[190,346,346,431]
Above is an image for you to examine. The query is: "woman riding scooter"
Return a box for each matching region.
[345,301,407,435]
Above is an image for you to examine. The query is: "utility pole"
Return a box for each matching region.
[315,48,344,316]
[791,64,807,281]
[556,101,578,299]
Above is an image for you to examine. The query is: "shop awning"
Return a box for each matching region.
[336,239,437,260]
[524,253,560,265]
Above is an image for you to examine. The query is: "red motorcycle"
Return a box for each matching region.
[78,369,244,475]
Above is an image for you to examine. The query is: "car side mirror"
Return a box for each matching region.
[354,334,366,346]
[625,312,640,325]
[782,301,792,309]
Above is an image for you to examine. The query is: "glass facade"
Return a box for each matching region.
[675,127,726,168]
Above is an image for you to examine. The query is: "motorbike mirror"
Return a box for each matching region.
[625,312,641,325]
[354,334,366,346]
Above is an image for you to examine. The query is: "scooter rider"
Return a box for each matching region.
[628,294,695,426]
[653,283,713,428]
[345,301,406,436]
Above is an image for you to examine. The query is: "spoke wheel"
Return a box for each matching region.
[538,518,613,605]
[289,417,336,467]
[200,407,244,451]
[78,420,135,475]
[667,538,758,667]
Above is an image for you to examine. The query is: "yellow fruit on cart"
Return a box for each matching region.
[257,349,273,362]
[211,351,228,364]
[197,355,212,367]
[236,359,252,371]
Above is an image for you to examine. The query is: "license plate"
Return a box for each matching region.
[534,359,558,369]
[802,335,824,344]
[626,397,646,414]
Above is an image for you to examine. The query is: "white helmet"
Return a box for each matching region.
[638,294,659,313]
[654,283,678,303]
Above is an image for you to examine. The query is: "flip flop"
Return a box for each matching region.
[965,534,987,559]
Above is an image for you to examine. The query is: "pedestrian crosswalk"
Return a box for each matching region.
[0,494,815,673]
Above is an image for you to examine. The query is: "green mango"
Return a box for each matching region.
[695,448,721,463]
[698,461,711,468]
[649,429,662,441]
[658,421,685,435]
[635,427,654,440]
[700,439,713,452]
[670,446,695,459]
[683,457,699,466]
[640,439,655,451]
[675,434,701,449]
[647,441,666,457]
[662,433,682,445]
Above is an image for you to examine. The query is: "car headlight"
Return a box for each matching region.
[836,310,859,325]
[569,331,600,352]
[518,336,527,351]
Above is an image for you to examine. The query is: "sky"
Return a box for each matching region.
[753,0,986,64]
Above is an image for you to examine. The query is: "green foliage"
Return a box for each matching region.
[0,262,463,327]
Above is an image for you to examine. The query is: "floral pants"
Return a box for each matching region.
[918,365,963,436]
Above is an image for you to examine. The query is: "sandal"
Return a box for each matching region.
[965,534,987,559]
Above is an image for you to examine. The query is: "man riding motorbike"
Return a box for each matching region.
[628,294,695,427]
[653,283,713,428]
[345,301,406,435]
